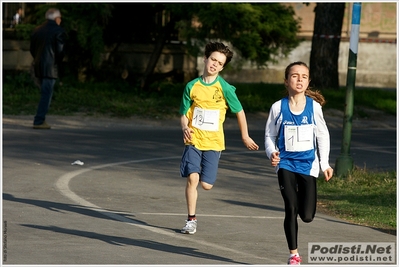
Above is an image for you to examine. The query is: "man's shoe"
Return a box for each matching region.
[33,121,51,129]
[181,219,197,234]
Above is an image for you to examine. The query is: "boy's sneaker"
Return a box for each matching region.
[287,255,302,265]
[181,219,197,234]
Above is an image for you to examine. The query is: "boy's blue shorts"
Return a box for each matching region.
[180,145,221,185]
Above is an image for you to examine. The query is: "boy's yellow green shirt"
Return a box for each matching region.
[180,76,243,151]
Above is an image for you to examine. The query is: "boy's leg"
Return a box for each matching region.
[186,172,200,216]
[180,145,201,234]
[181,145,202,216]
[180,147,220,234]
[184,149,220,215]
[182,173,200,234]
[199,150,220,189]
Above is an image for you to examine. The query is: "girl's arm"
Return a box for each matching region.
[265,101,281,159]
[314,102,333,175]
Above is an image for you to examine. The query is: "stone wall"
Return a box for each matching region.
[3,39,396,88]
[2,40,31,71]
[217,40,397,89]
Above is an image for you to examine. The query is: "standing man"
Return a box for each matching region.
[30,8,66,129]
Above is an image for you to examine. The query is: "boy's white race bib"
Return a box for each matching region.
[192,107,220,131]
[284,124,314,152]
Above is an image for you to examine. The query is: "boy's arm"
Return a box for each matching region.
[236,110,259,150]
[181,115,193,143]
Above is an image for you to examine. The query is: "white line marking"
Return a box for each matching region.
[55,154,280,263]
[139,212,285,219]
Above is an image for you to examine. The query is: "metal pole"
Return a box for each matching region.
[335,2,362,177]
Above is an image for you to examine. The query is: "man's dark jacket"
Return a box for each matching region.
[30,20,66,79]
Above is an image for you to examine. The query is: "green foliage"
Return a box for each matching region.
[61,3,113,68]
[234,83,287,112]
[28,3,114,80]
[172,3,301,67]
[64,3,113,67]
[2,72,181,119]
[14,24,36,40]
[321,87,397,115]
[3,72,396,119]
[29,4,55,25]
[3,72,40,115]
[354,88,397,115]
[317,168,396,233]
[103,3,161,44]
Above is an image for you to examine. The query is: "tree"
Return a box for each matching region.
[181,3,301,67]
[19,3,302,88]
[139,3,302,90]
[25,3,114,82]
[309,3,346,90]
[13,3,113,81]
[60,3,114,82]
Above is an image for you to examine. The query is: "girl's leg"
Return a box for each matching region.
[278,168,299,251]
[297,174,317,223]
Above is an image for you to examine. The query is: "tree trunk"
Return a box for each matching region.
[140,19,174,91]
[309,3,346,90]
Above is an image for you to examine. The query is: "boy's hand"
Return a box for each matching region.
[242,137,259,150]
[182,127,194,143]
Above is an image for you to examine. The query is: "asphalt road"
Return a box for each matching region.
[2,114,397,265]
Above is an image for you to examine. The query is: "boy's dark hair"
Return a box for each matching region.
[204,42,234,66]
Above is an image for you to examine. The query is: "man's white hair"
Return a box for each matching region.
[45,8,61,20]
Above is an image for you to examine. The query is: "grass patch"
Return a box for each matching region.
[3,72,181,119]
[317,168,396,235]
[234,83,397,116]
[3,72,396,118]
[321,87,397,116]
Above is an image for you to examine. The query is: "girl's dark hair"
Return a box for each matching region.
[285,61,326,106]
[204,42,234,66]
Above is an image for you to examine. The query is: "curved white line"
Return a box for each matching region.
[55,153,280,264]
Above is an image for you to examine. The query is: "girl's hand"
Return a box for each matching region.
[324,168,334,181]
[270,152,280,167]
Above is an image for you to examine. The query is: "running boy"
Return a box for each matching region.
[179,42,259,234]
[264,61,333,265]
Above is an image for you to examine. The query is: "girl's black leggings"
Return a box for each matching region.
[277,168,317,250]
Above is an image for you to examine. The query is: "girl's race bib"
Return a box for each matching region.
[284,124,314,152]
